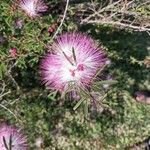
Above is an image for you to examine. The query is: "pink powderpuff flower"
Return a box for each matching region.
[40,32,108,94]
[0,124,28,150]
[9,48,17,57]
[19,0,48,18]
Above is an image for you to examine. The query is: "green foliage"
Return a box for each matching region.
[0,63,7,79]
[0,0,150,150]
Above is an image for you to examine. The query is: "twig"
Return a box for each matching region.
[0,104,18,120]
[81,20,150,32]
[8,60,18,73]
[52,0,70,39]
[0,82,6,95]
[78,0,150,32]
[0,90,11,100]
[7,61,20,90]
[81,0,122,24]
[146,31,150,36]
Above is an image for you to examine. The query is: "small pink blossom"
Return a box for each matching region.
[40,32,108,93]
[15,19,23,29]
[19,0,48,18]
[0,124,28,150]
[48,23,57,33]
[9,48,17,57]
[48,27,54,33]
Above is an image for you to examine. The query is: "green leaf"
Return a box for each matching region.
[92,80,118,91]
[95,80,118,86]
[73,98,85,111]
[78,86,91,98]
[0,62,7,79]
[83,100,88,119]
[48,91,58,101]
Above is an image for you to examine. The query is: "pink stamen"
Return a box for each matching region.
[69,69,75,77]
[9,48,17,57]
[77,64,84,71]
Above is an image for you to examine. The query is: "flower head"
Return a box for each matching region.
[48,23,58,33]
[9,48,17,57]
[19,0,48,18]
[14,19,24,29]
[40,32,108,93]
[0,124,28,150]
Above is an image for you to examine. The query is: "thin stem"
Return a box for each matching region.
[72,47,77,64]
[9,135,12,150]
[3,136,9,150]
[62,51,74,66]
[52,0,70,39]
[91,64,107,83]
[0,90,11,100]
[0,104,18,120]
